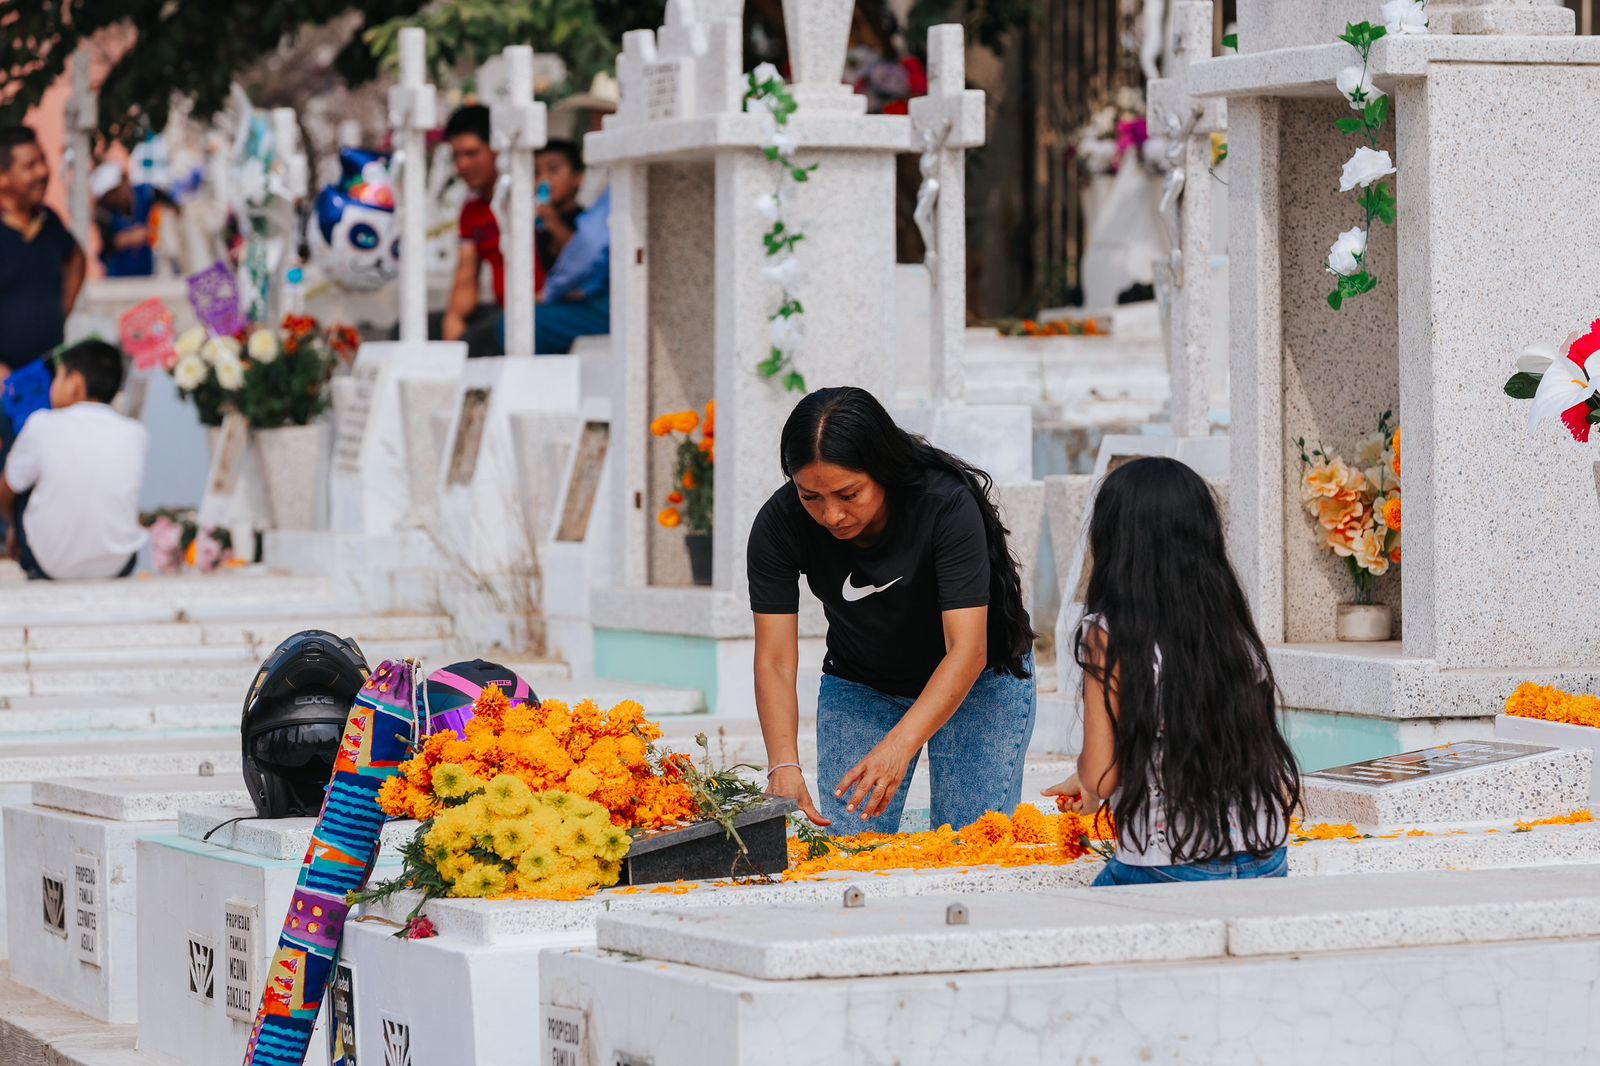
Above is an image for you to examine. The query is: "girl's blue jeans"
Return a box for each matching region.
[816,660,1036,835]
[1091,846,1289,886]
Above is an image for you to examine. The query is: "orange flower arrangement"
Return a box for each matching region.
[652,401,714,533]
[1504,682,1600,729]
[376,686,697,831]
[1514,809,1593,831]
[1296,411,1401,605]
[784,805,1114,879]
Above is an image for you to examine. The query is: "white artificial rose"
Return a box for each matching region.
[172,354,208,391]
[753,193,782,222]
[1339,146,1396,191]
[213,354,245,391]
[761,256,802,289]
[1381,0,1429,35]
[770,313,803,349]
[1334,65,1384,111]
[174,327,205,359]
[766,128,798,158]
[200,335,242,366]
[246,328,279,364]
[752,62,783,87]
[1327,226,1367,277]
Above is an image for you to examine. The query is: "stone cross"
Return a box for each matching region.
[1147,0,1225,438]
[908,24,985,405]
[63,45,96,250]
[388,27,438,343]
[491,45,548,357]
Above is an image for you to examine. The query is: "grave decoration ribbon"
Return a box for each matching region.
[746,63,816,393]
[1323,2,1427,311]
[241,658,417,1066]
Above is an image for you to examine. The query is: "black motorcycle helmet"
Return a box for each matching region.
[240,630,370,818]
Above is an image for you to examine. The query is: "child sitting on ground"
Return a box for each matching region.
[1043,457,1300,885]
[0,339,148,580]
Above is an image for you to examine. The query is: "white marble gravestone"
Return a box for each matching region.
[1301,740,1592,827]
[1497,713,1600,805]
[540,866,1600,1064]
[3,774,248,1022]
[135,808,407,1066]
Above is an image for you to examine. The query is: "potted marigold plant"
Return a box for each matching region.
[1296,410,1402,641]
[652,401,715,585]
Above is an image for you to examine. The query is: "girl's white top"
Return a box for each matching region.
[1079,614,1285,867]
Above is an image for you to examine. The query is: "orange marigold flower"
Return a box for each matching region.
[667,491,684,505]
[1391,428,1402,478]
[376,775,410,817]
[963,811,1014,846]
[658,507,682,528]
[650,415,674,437]
[672,411,700,434]
[682,470,698,491]
[1010,804,1052,845]
[1381,496,1401,532]
[1389,547,1402,566]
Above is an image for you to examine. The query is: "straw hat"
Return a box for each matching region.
[556,71,620,113]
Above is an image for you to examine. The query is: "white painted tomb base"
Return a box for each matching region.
[542,865,1600,1065]
[339,814,1600,1063]
[4,775,248,1022]
[135,809,408,1066]
[1497,714,1600,806]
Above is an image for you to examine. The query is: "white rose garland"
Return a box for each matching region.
[744,66,817,393]
[1324,4,1426,310]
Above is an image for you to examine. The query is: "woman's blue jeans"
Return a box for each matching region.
[816,661,1036,835]
[1091,846,1289,886]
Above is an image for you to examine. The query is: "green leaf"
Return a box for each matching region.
[783,371,807,392]
[757,348,784,377]
[1335,118,1364,135]
[1364,95,1389,129]
[1328,289,1344,311]
[1362,182,1397,226]
[763,146,781,163]
[1222,33,1238,51]
[1504,372,1543,400]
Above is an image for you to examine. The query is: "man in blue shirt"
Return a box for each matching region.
[500,138,611,355]
[0,126,85,385]
[92,162,164,278]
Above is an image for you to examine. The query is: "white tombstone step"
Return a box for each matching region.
[534,678,705,716]
[0,737,240,784]
[3,611,452,654]
[0,572,334,620]
[31,775,250,822]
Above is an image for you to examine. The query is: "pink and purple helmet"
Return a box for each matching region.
[423,659,536,738]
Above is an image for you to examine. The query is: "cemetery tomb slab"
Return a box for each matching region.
[177,806,418,862]
[1496,713,1600,805]
[593,891,1228,980]
[1300,741,1591,827]
[32,774,249,822]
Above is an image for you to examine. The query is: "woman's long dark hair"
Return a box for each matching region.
[779,386,1033,679]
[1078,457,1299,862]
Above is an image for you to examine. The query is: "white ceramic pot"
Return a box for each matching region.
[255,423,323,532]
[1336,604,1392,643]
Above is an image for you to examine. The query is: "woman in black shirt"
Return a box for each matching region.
[748,387,1035,832]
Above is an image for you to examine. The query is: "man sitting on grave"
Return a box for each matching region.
[0,340,148,580]
[515,138,611,355]
[433,103,545,358]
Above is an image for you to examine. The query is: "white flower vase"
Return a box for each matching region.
[255,424,323,532]
[780,0,857,108]
[1336,604,1392,642]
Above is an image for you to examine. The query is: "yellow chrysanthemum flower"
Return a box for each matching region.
[453,862,509,899]
[431,763,482,800]
[484,774,534,817]
[516,843,558,882]
[490,817,541,861]
[596,826,632,863]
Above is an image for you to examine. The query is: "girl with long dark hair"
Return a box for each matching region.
[1043,457,1300,884]
[748,386,1035,832]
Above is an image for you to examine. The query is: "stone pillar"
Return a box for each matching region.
[779,0,863,112]
[64,45,95,250]
[492,45,548,358]
[1434,0,1573,34]
[389,28,437,344]
[908,24,986,407]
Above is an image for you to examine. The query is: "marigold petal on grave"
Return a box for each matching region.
[672,411,700,434]
[658,507,682,528]
[650,415,674,437]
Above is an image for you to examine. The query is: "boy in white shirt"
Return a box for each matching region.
[0,339,148,579]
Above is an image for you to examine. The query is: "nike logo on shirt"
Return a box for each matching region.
[841,573,902,602]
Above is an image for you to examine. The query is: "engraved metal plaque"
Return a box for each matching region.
[445,387,492,487]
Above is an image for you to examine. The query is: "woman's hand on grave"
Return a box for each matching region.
[768,765,831,827]
[835,734,915,822]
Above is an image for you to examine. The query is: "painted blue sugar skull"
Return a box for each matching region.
[309,148,399,292]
